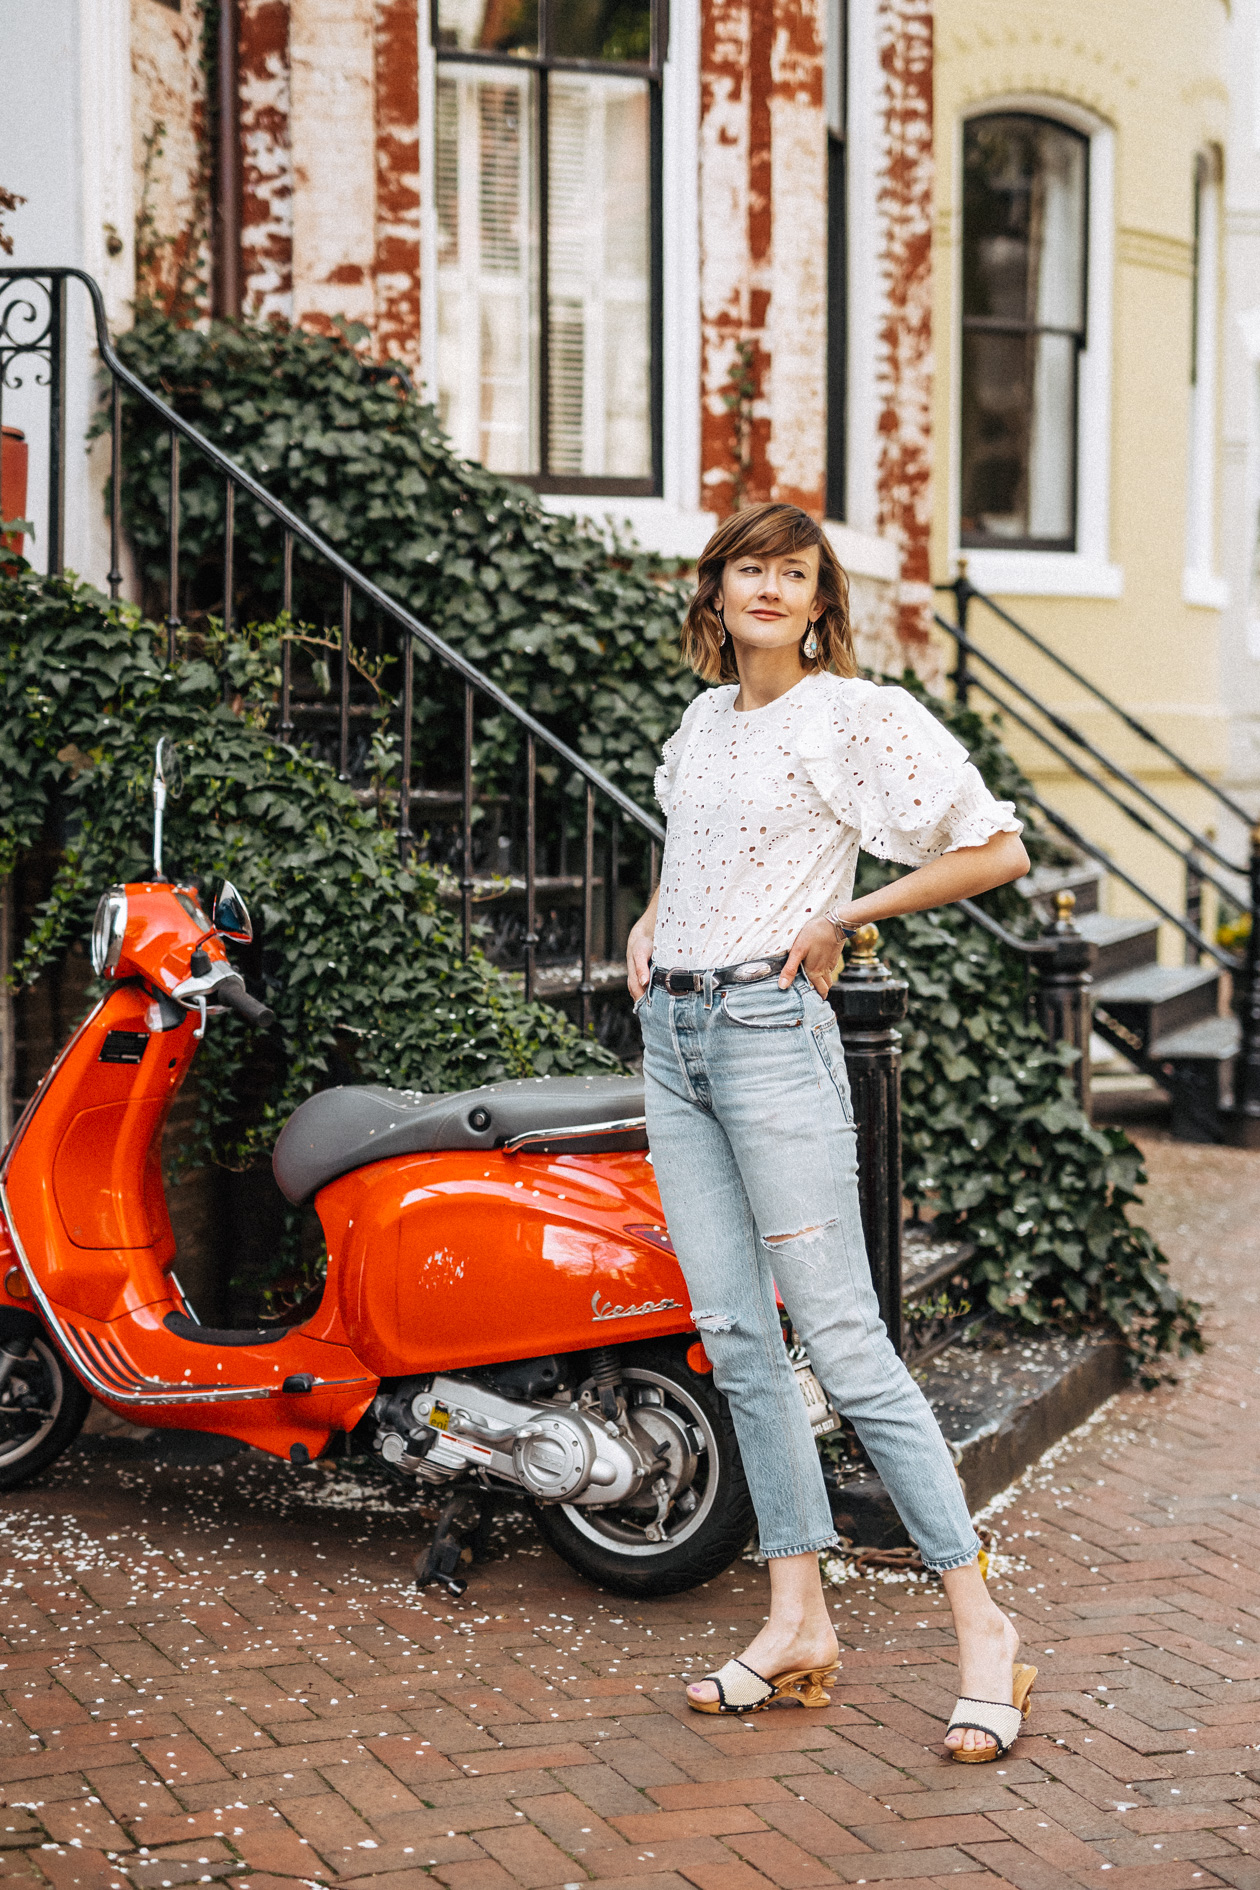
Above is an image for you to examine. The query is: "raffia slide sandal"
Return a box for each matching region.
[687,1655,839,1716]
[945,1661,1037,1762]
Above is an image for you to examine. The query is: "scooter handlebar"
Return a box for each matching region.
[216,974,275,1030]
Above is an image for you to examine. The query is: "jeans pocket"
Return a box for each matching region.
[720,982,804,1030]
[810,1013,854,1122]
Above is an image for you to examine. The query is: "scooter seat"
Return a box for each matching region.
[272,1074,647,1205]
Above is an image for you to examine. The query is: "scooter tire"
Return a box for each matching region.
[533,1339,755,1598]
[0,1322,93,1492]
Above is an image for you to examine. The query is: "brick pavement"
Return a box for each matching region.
[0,1127,1256,1890]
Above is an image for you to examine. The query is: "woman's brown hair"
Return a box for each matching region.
[681,502,855,684]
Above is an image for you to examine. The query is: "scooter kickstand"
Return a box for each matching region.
[415,1490,493,1599]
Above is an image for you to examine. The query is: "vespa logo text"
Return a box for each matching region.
[591,1290,682,1322]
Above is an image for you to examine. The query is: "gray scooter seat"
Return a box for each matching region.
[272,1074,647,1205]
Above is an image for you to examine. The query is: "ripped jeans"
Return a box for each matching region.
[639,968,981,1570]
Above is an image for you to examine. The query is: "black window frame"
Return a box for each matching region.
[431,0,667,498]
[825,0,847,523]
[959,110,1090,554]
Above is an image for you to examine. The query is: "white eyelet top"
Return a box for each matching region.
[652,673,1021,971]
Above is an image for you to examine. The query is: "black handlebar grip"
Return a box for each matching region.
[217,975,276,1030]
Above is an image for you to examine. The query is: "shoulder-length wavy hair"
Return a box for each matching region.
[681,503,855,684]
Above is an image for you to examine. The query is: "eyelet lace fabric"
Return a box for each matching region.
[652,673,1021,970]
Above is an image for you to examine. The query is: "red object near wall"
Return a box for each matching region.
[2,426,28,559]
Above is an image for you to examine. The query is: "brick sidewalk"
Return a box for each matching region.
[0,1128,1256,1890]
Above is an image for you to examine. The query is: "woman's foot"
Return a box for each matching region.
[943,1596,1020,1755]
[686,1616,839,1708]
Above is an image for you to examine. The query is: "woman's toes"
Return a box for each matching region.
[687,1680,718,1704]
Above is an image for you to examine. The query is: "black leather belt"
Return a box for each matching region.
[651,952,790,996]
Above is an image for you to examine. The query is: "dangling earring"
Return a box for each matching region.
[803,625,818,660]
[718,608,727,647]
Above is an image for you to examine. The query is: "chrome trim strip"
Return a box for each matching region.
[501,1114,647,1155]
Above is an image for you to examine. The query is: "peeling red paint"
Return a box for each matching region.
[373,0,421,366]
[699,1,828,521]
[875,0,934,654]
[239,0,293,320]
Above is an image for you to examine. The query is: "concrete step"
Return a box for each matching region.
[1149,1013,1239,1063]
[824,1325,1126,1545]
[1075,912,1161,980]
[1147,1014,1239,1142]
[1092,962,1221,1053]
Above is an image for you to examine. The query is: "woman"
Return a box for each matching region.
[627,502,1035,1762]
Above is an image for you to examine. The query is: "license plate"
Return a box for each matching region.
[794,1360,840,1436]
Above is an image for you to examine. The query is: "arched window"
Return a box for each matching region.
[960,113,1089,550]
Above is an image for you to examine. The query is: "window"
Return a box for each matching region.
[960,113,1088,550]
[432,0,664,494]
[825,0,847,522]
[1185,150,1221,600]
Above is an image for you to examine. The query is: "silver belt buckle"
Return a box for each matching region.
[665,969,701,994]
[728,959,773,985]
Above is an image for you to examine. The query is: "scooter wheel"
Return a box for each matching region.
[0,1323,92,1491]
[533,1339,755,1598]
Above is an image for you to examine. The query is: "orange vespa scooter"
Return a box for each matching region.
[0,744,839,1595]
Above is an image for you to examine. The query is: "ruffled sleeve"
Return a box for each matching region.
[654,692,709,817]
[798,680,1022,866]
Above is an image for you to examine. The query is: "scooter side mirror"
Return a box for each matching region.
[213,880,253,943]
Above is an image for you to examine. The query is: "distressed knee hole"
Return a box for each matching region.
[691,1310,735,1333]
[762,1219,837,1250]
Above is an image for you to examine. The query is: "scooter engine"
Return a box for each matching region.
[371,1374,653,1505]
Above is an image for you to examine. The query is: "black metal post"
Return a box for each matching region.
[338,579,352,779]
[108,377,122,600]
[166,431,180,663]
[1185,847,1203,968]
[524,732,538,1002]
[461,682,474,958]
[580,782,595,1034]
[222,478,235,639]
[1232,822,1260,1148]
[279,529,294,738]
[47,274,66,577]
[397,632,414,863]
[828,924,908,1355]
[951,558,972,710]
[1028,889,1095,1115]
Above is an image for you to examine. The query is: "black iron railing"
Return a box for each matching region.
[0,266,664,1034]
[938,568,1260,1142]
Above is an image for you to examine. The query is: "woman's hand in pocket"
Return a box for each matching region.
[627,895,658,1000]
[779,916,843,998]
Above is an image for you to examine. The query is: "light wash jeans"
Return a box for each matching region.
[639,967,981,1570]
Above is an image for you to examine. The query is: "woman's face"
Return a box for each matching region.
[717,546,823,657]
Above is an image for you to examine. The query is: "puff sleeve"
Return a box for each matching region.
[654,693,709,817]
[798,681,1022,867]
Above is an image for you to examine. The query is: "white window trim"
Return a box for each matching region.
[844,0,882,539]
[1233,306,1260,654]
[1184,153,1227,610]
[417,5,713,560]
[951,95,1122,602]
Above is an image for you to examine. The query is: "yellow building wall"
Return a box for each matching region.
[930,4,1235,955]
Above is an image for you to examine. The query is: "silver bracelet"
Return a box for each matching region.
[824,908,859,944]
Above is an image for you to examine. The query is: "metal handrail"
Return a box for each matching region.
[935,616,1244,884]
[937,572,1252,828]
[936,570,1260,1139]
[0,266,664,1027]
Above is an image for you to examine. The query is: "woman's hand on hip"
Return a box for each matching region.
[780,916,842,998]
[627,899,658,1000]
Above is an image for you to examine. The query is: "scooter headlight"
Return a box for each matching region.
[90,886,128,976]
